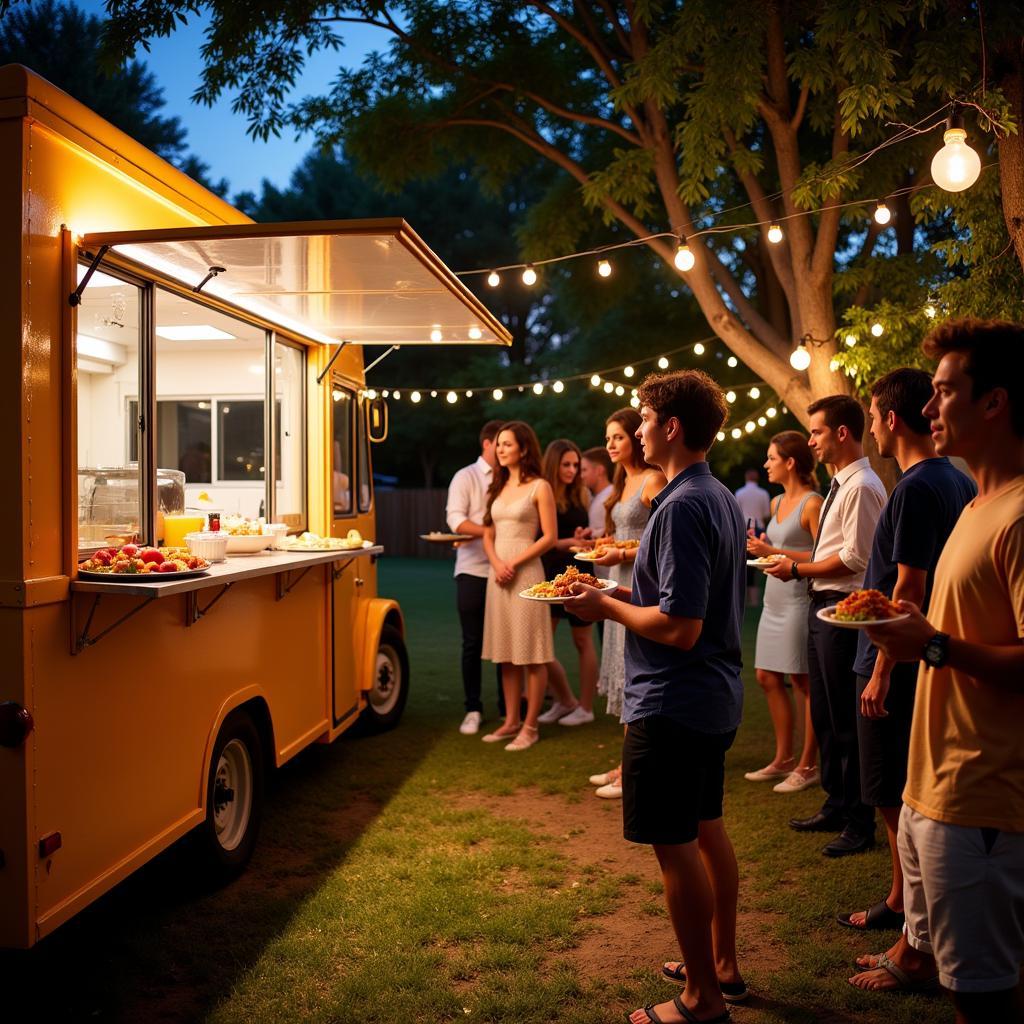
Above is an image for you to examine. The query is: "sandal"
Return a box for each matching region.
[837,899,905,931]
[482,723,521,743]
[631,994,730,1024]
[847,952,940,993]
[505,725,539,751]
[661,963,748,1003]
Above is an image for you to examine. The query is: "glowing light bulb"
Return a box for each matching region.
[591,374,601,387]
[492,388,503,401]
[430,390,438,398]
[871,322,884,337]
[365,389,377,400]
[603,382,614,394]
[727,356,738,368]
[790,344,811,371]
[924,303,937,319]
[830,358,840,372]
[931,121,982,193]
[726,390,737,403]
[630,396,640,408]
[465,390,473,398]
[382,389,390,398]
[487,271,500,287]
[716,431,726,442]
[430,327,442,343]
[331,390,342,402]
[631,388,638,398]
[674,244,695,271]
[758,416,767,427]
[745,421,755,433]
[874,201,892,225]
[522,265,537,286]
[411,391,421,403]
[767,407,777,418]
[657,356,669,369]
[624,365,635,378]
[553,380,564,393]
[845,333,857,347]
[393,391,401,400]
[446,391,458,404]
[468,326,482,340]
[693,343,705,355]
[597,258,612,278]
[615,385,625,396]
[533,382,544,395]
[731,427,742,439]
[767,223,783,244]
[749,387,760,399]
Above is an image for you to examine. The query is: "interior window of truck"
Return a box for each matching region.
[356,396,372,513]
[75,264,143,556]
[332,385,353,518]
[273,340,306,531]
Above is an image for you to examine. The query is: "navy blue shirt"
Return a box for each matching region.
[622,462,745,733]
[853,457,976,677]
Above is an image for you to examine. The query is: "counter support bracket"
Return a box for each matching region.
[276,566,314,600]
[332,558,358,581]
[72,593,155,654]
[185,583,234,625]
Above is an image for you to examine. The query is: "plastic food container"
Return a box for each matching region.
[184,531,229,563]
[262,523,290,550]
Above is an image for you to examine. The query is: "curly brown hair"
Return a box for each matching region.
[635,369,728,452]
[543,439,588,514]
[484,421,545,524]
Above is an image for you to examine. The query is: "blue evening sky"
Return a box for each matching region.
[78,1,390,196]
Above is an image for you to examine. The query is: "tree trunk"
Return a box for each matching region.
[998,45,1024,276]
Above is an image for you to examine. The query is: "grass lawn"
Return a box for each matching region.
[1,558,951,1024]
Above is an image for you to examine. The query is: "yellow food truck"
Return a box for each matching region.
[0,64,510,949]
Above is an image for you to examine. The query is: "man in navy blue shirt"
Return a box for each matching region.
[569,369,745,1024]
[839,370,974,943]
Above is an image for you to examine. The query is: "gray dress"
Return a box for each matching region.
[754,491,816,674]
[597,486,650,718]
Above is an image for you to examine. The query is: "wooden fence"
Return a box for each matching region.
[374,488,454,559]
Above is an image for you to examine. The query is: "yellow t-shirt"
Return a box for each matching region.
[903,476,1024,832]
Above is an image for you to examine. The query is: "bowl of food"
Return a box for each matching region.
[262,522,291,550]
[225,533,273,554]
[184,531,229,562]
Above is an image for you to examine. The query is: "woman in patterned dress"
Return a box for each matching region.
[481,422,557,751]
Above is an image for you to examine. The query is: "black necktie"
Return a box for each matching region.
[808,478,840,593]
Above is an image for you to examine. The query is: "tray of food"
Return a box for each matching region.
[283,530,373,552]
[573,538,640,561]
[520,565,618,602]
[77,544,211,579]
[419,531,473,543]
[816,588,909,628]
[747,554,785,569]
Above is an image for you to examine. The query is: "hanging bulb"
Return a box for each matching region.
[430,390,438,398]
[487,271,500,287]
[492,388,503,401]
[874,201,892,225]
[731,427,742,439]
[727,356,738,368]
[924,303,937,319]
[757,416,767,427]
[522,264,537,286]
[382,389,390,398]
[468,326,482,340]
[591,374,601,387]
[631,388,638,398]
[411,391,422,403]
[766,407,777,418]
[465,390,473,398]
[674,242,695,272]
[749,387,760,399]
[931,109,982,192]
[597,258,612,278]
[767,223,784,244]
[446,391,458,404]
[430,327,442,343]
[533,382,544,395]
[716,431,726,442]
[657,356,669,369]
[845,333,857,347]
[871,322,884,337]
[745,421,756,433]
[624,365,635,378]
[790,344,812,371]
[553,380,564,393]
[365,389,378,400]
[393,391,401,400]
[630,395,640,408]
[830,358,841,372]
[615,385,625,396]
[726,390,737,403]
[603,382,614,394]
[693,342,705,356]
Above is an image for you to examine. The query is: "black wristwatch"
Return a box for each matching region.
[923,632,950,669]
[790,559,800,580]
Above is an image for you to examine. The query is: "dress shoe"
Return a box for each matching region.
[789,810,847,833]
[823,829,876,858]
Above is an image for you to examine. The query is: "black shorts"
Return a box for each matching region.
[622,716,736,845]
[550,602,589,628]
[856,662,918,807]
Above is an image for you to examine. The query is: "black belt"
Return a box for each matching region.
[808,589,849,605]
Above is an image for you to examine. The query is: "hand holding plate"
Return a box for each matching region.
[864,601,932,660]
[563,582,607,622]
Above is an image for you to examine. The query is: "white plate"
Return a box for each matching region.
[573,551,603,562]
[284,539,374,552]
[747,557,784,569]
[419,533,473,543]
[519,578,618,603]
[816,606,911,629]
[225,534,274,554]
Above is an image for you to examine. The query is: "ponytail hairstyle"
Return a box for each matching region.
[770,430,817,489]
[543,438,587,514]
[603,407,651,536]
[484,421,544,525]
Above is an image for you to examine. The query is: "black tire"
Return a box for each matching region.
[358,624,410,732]
[197,709,264,877]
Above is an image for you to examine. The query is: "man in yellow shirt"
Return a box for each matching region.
[854,319,1024,1024]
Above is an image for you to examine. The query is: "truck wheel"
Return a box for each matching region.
[359,624,409,732]
[199,710,264,876]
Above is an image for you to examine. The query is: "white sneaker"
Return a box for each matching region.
[595,783,623,799]
[459,711,483,735]
[537,701,575,724]
[558,706,595,726]
[773,767,820,793]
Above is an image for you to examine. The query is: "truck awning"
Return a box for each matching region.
[80,219,510,347]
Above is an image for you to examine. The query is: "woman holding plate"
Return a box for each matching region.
[481,421,558,751]
[589,408,665,797]
[744,431,823,792]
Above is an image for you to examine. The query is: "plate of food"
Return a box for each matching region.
[574,538,640,561]
[420,531,473,543]
[78,544,211,580]
[747,554,785,569]
[283,530,373,552]
[816,589,910,628]
[520,566,618,602]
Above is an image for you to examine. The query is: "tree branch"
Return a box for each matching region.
[811,113,851,281]
[790,83,810,131]
[592,0,633,57]
[494,84,642,145]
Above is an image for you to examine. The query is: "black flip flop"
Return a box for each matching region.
[631,995,731,1024]
[661,964,748,1003]
[836,899,905,931]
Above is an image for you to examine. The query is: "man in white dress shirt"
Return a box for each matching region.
[766,395,886,856]
[581,446,614,535]
[446,421,503,735]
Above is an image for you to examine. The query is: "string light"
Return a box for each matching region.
[874,201,892,225]
[731,428,742,439]
[674,242,695,271]
[830,358,841,372]
[693,343,705,355]
[657,356,669,369]
[522,265,537,286]
[757,416,767,426]
[468,326,483,340]
[533,382,544,395]
[845,333,857,347]
[871,322,884,337]
[487,271,500,287]
[492,388,503,400]
[716,431,726,442]
[430,390,438,398]
[365,389,377,399]
[790,344,811,371]
[446,391,458,404]
[382,389,390,398]
[466,390,473,398]
[726,390,737,403]
[597,258,612,278]
[411,391,421,403]
[393,391,401,400]
[630,396,640,408]
[745,421,756,433]
[603,381,614,394]
[591,374,601,387]
[931,107,981,192]
[767,223,784,244]
[924,303,937,319]
[430,327,442,343]
[767,407,777,417]
[624,365,635,378]
[615,385,625,396]
[749,387,760,399]
[727,356,738,368]
[553,380,564,393]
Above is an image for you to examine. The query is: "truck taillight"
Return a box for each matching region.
[0,702,33,747]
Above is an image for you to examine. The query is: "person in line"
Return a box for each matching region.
[446,420,505,736]
[537,439,598,727]
[569,369,746,1024]
[481,421,557,751]
[743,431,822,792]
[765,395,885,857]
[852,320,1024,1024]
[589,408,665,799]
[580,446,614,537]
[837,369,974,933]
[735,468,772,607]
